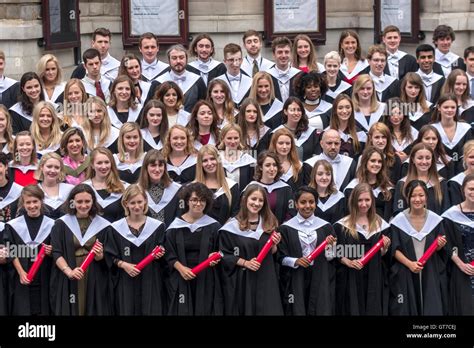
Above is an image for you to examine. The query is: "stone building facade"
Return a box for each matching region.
[1,0,474,80]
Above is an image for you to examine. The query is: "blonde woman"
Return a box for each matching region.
[194,144,239,224]
[323,51,352,103]
[448,140,474,205]
[35,152,74,219]
[114,122,146,184]
[249,72,283,130]
[0,105,15,157]
[352,74,386,133]
[61,79,88,129]
[30,101,62,157]
[36,53,65,104]
[84,147,127,222]
[82,97,120,153]
[10,131,38,186]
[162,125,197,184]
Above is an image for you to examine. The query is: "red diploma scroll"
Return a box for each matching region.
[191,251,223,275]
[470,261,474,266]
[360,236,385,266]
[307,240,328,262]
[26,244,46,282]
[418,236,442,266]
[135,246,163,271]
[256,231,277,264]
[80,241,99,272]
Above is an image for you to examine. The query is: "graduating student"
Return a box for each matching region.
[114,122,146,184]
[415,44,445,104]
[382,25,418,80]
[9,131,38,187]
[308,159,346,223]
[464,46,474,102]
[4,185,55,315]
[303,129,357,191]
[431,94,473,174]
[194,145,239,225]
[328,94,366,161]
[213,43,252,108]
[393,143,450,216]
[241,30,274,77]
[107,75,142,129]
[333,183,391,315]
[247,151,295,224]
[449,140,474,205]
[157,45,206,113]
[9,72,45,134]
[50,184,112,315]
[187,100,220,150]
[165,182,223,315]
[118,53,158,107]
[140,100,168,152]
[82,97,119,154]
[441,69,474,124]
[400,72,434,131]
[268,128,303,191]
[389,180,448,315]
[278,186,336,315]
[60,127,90,185]
[218,123,256,190]
[37,54,65,105]
[0,105,15,158]
[80,48,111,103]
[338,30,369,85]
[163,125,197,184]
[219,184,283,315]
[154,81,190,127]
[249,72,283,130]
[206,79,236,129]
[0,153,21,223]
[367,122,403,185]
[364,45,400,102]
[84,147,127,222]
[187,33,226,86]
[60,79,88,129]
[442,173,474,315]
[138,150,181,227]
[344,147,394,221]
[295,71,332,130]
[322,51,352,103]
[106,184,166,315]
[292,34,325,73]
[0,50,20,109]
[384,97,418,163]
[0,223,7,315]
[267,36,301,103]
[351,74,386,133]
[433,25,466,78]
[30,101,63,158]
[36,153,74,219]
[236,97,271,154]
[138,32,169,82]
[274,96,320,161]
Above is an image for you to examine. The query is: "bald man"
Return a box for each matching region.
[303,129,357,191]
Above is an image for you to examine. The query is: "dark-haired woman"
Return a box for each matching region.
[50,184,112,315]
[140,100,168,152]
[389,180,448,315]
[165,182,222,315]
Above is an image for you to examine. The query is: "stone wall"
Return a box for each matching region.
[1,0,474,80]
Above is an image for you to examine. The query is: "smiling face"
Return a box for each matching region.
[67,84,83,104]
[284,101,302,125]
[341,35,357,56]
[196,104,214,128]
[41,158,61,182]
[224,51,242,76]
[435,36,452,54]
[195,38,213,62]
[304,83,321,101]
[336,98,352,122]
[163,88,178,109]
[66,134,84,157]
[382,31,401,53]
[413,149,432,174]
[88,103,104,125]
[38,107,53,130]
[74,191,93,218]
[0,111,8,135]
[369,52,386,76]
[123,129,140,153]
[210,84,226,105]
[296,192,316,219]
[261,156,278,182]
[366,152,383,176]
[23,79,41,102]
[114,81,132,103]
[256,78,271,102]
[44,60,58,83]
[23,194,42,218]
[16,135,34,160]
[315,164,331,190]
[188,192,206,215]
[139,38,158,64]
[463,180,474,204]
[324,58,340,78]
[417,51,435,74]
[357,81,374,102]
[438,99,457,121]
[246,190,264,215]
[464,150,474,172]
[223,129,240,150]
[202,153,217,175]
[296,39,311,60]
[92,153,111,179]
[169,128,187,153]
[273,45,291,70]
[409,186,427,210]
[125,193,146,216]
[125,58,141,81]
[453,75,468,97]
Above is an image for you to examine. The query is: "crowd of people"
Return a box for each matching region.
[0,24,472,316]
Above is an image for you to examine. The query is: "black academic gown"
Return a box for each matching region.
[0,181,21,223]
[400,158,453,183]
[278,215,336,315]
[0,223,7,315]
[442,206,474,315]
[4,215,55,315]
[338,129,367,163]
[209,179,240,225]
[146,181,182,228]
[82,180,126,223]
[221,152,256,191]
[315,191,346,224]
[261,99,284,130]
[384,52,418,81]
[167,155,197,185]
[248,126,271,155]
[165,215,223,315]
[393,178,450,216]
[9,102,33,134]
[40,183,74,220]
[303,154,357,192]
[106,217,167,315]
[218,218,283,315]
[187,60,227,86]
[333,218,391,315]
[50,214,112,315]
[460,105,474,129]
[114,155,144,185]
[267,66,301,103]
[280,164,304,192]
[389,211,448,315]
[141,128,163,152]
[0,77,19,109]
[322,76,352,104]
[409,104,435,131]
[448,172,465,206]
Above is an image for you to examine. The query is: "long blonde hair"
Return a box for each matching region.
[62,78,87,128]
[352,74,379,113]
[86,147,125,194]
[82,97,113,151]
[117,122,144,162]
[0,105,15,154]
[34,152,66,182]
[161,125,196,159]
[292,34,319,72]
[30,101,62,150]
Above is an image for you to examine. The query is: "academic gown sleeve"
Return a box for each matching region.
[448,180,463,205]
